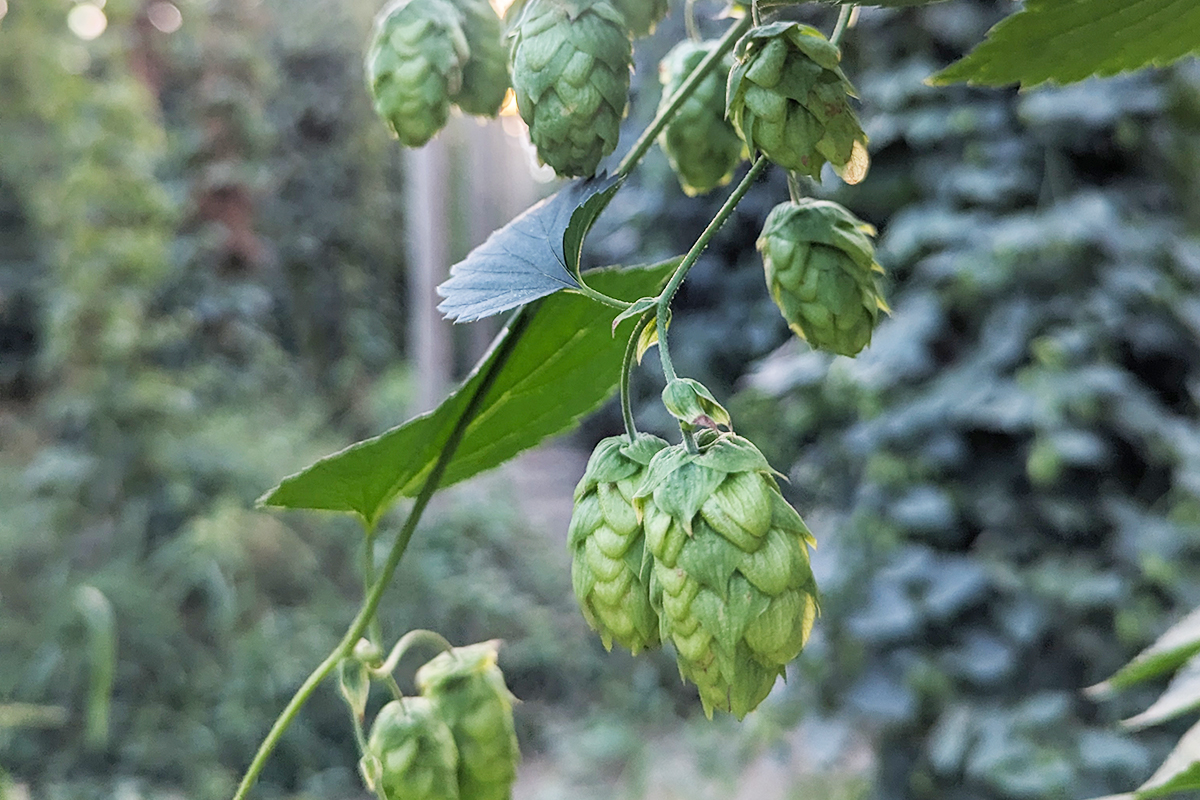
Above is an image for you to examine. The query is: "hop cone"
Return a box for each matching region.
[727,22,868,183]
[453,0,511,116]
[366,0,470,147]
[416,641,520,800]
[634,432,819,719]
[611,0,668,37]
[569,434,668,654]
[657,39,746,197]
[509,0,632,176]
[758,199,888,356]
[367,697,460,800]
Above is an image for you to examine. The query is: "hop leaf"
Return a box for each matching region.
[416,641,520,800]
[367,697,461,800]
[453,0,511,116]
[569,434,668,654]
[634,432,819,718]
[757,199,888,356]
[657,39,747,196]
[365,0,471,147]
[611,0,669,38]
[727,22,868,183]
[509,0,633,177]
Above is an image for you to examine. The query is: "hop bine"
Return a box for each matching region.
[366,697,461,800]
[634,431,819,719]
[365,0,470,147]
[727,22,869,184]
[416,641,520,800]
[758,198,888,357]
[569,434,668,654]
[657,39,747,197]
[509,0,633,176]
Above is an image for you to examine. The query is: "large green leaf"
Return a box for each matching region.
[933,0,1200,88]
[1089,607,1200,696]
[259,261,677,526]
[1124,653,1200,731]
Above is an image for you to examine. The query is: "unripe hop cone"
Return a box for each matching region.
[758,198,888,357]
[634,432,819,719]
[454,0,511,116]
[366,697,461,800]
[509,0,633,176]
[657,39,747,197]
[365,0,470,147]
[727,22,868,183]
[569,434,668,654]
[612,0,668,38]
[416,641,520,800]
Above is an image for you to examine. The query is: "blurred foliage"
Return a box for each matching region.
[590,2,1200,799]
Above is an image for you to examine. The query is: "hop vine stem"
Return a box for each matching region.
[230,308,535,800]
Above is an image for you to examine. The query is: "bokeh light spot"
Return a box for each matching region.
[148,1,182,33]
[68,3,108,40]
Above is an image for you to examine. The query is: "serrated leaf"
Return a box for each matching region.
[437,173,624,321]
[1135,720,1200,798]
[260,262,676,525]
[932,0,1200,88]
[1124,653,1200,731]
[1089,607,1200,696]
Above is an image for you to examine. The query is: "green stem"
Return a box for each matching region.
[653,155,770,453]
[231,307,536,800]
[830,4,856,47]
[684,0,700,41]
[362,523,382,648]
[573,280,632,311]
[371,629,455,679]
[616,15,751,178]
[620,313,653,441]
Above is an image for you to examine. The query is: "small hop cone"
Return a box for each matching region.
[569,434,668,654]
[727,22,869,183]
[365,0,470,147]
[635,432,819,719]
[367,697,461,800]
[453,0,511,116]
[758,199,888,356]
[417,641,520,800]
[611,0,668,38]
[657,39,747,196]
[509,0,633,176]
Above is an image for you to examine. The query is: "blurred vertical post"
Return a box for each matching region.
[405,140,453,412]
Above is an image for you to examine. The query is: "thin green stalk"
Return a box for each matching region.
[573,281,632,311]
[830,4,856,47]
[653,155,769,453]
[616,15,751,178]
[231,307,536,800]
[620,313,653,441]
[371,629,455,678]
[362,523,382,648]
[684,0,700,41]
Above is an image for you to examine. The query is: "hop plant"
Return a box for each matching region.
[657,39,747,197]
[416,641,520,800]
[758,198,888,356]
[509,0,633,176]
[569,433,668,654]
[612,0,668,38]
[634,432,819,718]
[727,22,869,183]
[366,697,461,800]
[365,0,471,147]
[453,0,511,116]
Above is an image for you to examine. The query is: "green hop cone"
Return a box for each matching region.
[569,433,668,654]
[509,0,633,176]
[611,0,668,37]
[727,22,868,183]
[634,431,819,719]
[453,0,511,116]
[366,697,460,800]
[416,641,520,800]
[757,198,888,356]
[657,39,747,196]
[366,0,470,147]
